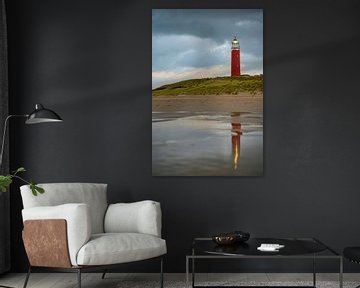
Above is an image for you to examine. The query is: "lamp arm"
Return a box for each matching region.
[0,114,28,169]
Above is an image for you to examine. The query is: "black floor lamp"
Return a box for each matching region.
[0,103,63,167]
[0,103,62,288]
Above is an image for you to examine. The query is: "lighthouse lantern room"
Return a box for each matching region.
[231,36,241,77]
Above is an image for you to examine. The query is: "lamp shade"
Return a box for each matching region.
[25,104,63,124]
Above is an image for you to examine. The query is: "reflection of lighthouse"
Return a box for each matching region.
[231,36,240,77]
[231,112,242,170]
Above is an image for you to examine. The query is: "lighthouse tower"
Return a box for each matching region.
[231,36,240,77]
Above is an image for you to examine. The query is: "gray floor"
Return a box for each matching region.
[0,273,359,288]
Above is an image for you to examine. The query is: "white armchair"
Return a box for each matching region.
[20,183,166,288]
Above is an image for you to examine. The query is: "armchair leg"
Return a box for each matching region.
[77,269,81,288]
[160,257,164,288]
[101,270,107,279]
[23,266,31,288]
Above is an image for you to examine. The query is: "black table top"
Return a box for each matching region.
[192,238,336,257]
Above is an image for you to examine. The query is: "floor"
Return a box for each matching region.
[0,273,359,288]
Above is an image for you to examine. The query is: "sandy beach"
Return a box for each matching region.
[152,92,263,176]
[152,92,263,113]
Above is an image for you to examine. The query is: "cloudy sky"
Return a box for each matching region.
[152,9,263,88]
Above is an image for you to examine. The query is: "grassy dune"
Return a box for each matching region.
[152,75,263,96]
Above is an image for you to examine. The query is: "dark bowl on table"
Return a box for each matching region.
[212,234,238,245]
[212,231,250,245]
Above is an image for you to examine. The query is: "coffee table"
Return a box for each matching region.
[186,237,343,288]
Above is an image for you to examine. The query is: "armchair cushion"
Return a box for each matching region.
[104,200,162,237]
[76,233,167,266]
[22,203,91,266]
[21,183,108,234]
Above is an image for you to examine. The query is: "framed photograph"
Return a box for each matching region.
[152,9,263,176]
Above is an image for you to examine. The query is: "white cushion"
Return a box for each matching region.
[20,183,108,234]
[76,233,167,266]
[22,204,91,266]
[104,201,162,237]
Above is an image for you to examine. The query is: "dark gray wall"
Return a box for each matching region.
[0,0,10,274]
[6,0,360,272]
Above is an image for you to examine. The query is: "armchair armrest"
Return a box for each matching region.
[22,203,91,266]
[104,200,162,237]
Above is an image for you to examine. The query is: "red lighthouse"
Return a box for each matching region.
[231,36,240,77]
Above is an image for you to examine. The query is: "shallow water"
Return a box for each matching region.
[152,112,263,176]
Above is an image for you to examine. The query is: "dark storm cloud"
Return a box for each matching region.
[153,9,262,40]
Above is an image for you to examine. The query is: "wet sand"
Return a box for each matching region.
[152,112,263,176]
[152,92,263,113]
